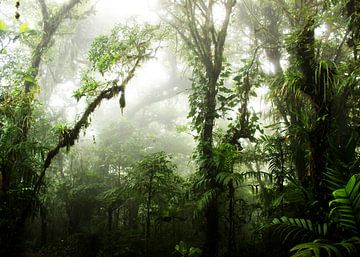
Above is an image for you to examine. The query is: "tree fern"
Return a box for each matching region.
[216,172,245,187]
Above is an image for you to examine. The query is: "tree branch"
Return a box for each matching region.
[26,0,83,92]
[33,57,142,195]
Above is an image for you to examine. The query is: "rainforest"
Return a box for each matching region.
[0,0,359,257]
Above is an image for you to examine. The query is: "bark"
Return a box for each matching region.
[128,201,139,229]
[40,203,47,246]
[108,207,113,232]
[145,172,154,257]
[25,0,83,92]
[290,18,334,204]
[228,182,236,257]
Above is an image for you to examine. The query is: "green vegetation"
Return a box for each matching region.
[0,0,359,257]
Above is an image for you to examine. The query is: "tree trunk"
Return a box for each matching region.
[145,173,154,257]
[108,207,113,232]
[202,77,219,257]
[40,203,47,246]
[228,182,236,257]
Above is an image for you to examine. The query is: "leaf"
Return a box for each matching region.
[23,76,34,83]
[332,188,347,198]
[19,22,29,33]
[189,247,202,257]
[175,241,187,255]
[0,19,7,31]
[329,175,360,233]
[345,175,356,195]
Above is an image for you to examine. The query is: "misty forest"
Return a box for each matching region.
[0,0,359,257]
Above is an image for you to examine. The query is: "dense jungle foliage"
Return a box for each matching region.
[0,0,359,256]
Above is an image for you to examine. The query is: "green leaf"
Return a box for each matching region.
[0,19,7,31]
[332,188,347,198]
[175,241,187,255]
[329,198,351,206]
[189,247,202,257]
[19,22,29,33]
[23,76,34,83]
[345,175,356,196]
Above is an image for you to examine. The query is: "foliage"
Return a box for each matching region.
[271,174,360,257]
[329,174,360,235]
[290,237,360,257]
[1,0,360,257]
[175,241,202,257]
[73,23,165,101]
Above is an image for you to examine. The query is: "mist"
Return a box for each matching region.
[0,1,359,257]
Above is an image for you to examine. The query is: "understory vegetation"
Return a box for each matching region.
[0,0,359,257]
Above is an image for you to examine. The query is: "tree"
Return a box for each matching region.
[128,152,182,257]
[0,1,85,255]
[161,1,237,256]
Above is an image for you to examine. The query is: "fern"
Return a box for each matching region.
[282,174,360,257]
[193,188,218,219]
[329,174,360,234]
[324,168,348,192]
[325,136,360,191]
[272,216,327,243]
[290,237,360,257]
[216,172,244,187]
[241,171,273,182]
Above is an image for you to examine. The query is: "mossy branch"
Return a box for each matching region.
[33,57,141,195]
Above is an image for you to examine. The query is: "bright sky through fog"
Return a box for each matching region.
[96,0,159,23]
[47,1,270,127]
[49,0,163,120]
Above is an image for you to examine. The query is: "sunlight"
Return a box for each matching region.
[97,0,159,23]
[2,0,358,256]
[212,3,226,26]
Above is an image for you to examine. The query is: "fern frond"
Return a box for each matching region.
[291,239,341,257]
[329,174,360,234]
[241,171,273,182]
[323,168,348,192]
[216,172,244,187]
[193,188,218,219]
[290,237,360,257]
[272,216,326,243]
[272,216,329,244]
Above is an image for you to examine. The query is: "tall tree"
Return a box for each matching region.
[161,1,236,256]
[0,1,84,255]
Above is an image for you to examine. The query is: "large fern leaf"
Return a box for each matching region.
[329,174,360,234]
[290,237,360,257]
[323,168,348,192]
[216,172,245,187]
[193,188,218,219]
[272,216,328,243]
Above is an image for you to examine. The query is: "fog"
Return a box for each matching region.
[42,0,195,173]
[2,1,356,257]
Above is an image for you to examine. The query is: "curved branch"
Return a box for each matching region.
[34,57,142,195]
